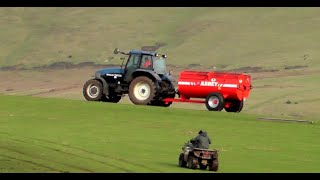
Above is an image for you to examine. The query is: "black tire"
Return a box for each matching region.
[129,76,156,105]
[187,156,198,169]
[208,159,219,171]
[149,96,173,107]
[205,92,225,111]
[225,100,244,112]
[149,101,171,107]
[101,95,122,103]
[160,93,175,107]
[83,79,104,101]
[149,81,175,107]
[199,163,207,170]
[178,153,187,167]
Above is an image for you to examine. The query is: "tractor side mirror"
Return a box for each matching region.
[114,48,120,54]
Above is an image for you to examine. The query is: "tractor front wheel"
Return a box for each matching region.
[83,79,104,101]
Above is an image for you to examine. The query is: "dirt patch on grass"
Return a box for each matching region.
[283,65,308,70]
[175,21,215,37]
[253,84,304,89]
[141,42,167,51]
[227,66,279,73]
[0,61,119,71]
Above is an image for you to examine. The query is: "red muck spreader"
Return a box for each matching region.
[163,71,252,112]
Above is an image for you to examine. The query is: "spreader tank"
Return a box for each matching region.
[158,70,252,112]
[177,71,252,102]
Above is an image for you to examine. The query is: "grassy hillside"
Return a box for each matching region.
[0,7,319,70]
[0,95,320,173]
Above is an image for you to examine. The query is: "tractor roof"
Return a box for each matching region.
[129,49,157,56]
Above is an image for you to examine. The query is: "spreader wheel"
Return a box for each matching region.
[225,100,244,112]
[205,92,225,111]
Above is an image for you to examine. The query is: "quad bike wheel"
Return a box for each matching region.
[187,156,198,169]
[208,159,219,171]
[199,163,207,170]
[178,153,187,167]
[83,79,104,101]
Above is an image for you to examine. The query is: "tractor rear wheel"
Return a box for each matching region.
[205,92,225,111]
[83,79,104,101]
[129,76,156,105]
[149,81,175,107]
[225,100,243,112]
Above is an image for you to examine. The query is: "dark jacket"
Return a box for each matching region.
[190,131,211,149]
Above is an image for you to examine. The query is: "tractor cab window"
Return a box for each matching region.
[153,56,166,75]
[126,54,140,69]
[140,55,153,69]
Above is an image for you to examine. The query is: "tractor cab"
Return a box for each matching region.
[114,48,169,83]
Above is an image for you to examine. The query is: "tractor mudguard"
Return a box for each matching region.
[94,76,109,96]
[161,74,175,86]
[132,69,162,82]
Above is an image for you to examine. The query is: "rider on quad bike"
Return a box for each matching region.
[190,130,212,149]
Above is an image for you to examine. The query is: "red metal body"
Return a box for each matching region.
[163,70,252,109]
[177,71,252,100]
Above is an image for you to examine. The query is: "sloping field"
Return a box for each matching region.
[0,95,319,173]
[0,7,319,70]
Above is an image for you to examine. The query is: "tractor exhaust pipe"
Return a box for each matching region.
[114,48,129,55]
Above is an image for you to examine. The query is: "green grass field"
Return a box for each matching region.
[1,95,320,173]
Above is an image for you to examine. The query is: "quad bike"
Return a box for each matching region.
[178,141,219,171]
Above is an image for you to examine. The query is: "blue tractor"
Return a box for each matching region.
[83,48,176,107]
